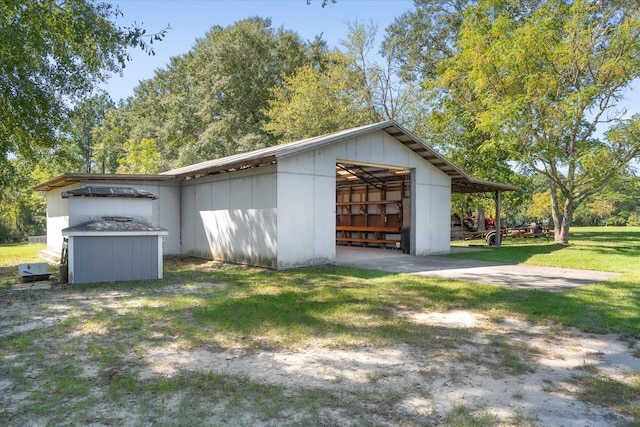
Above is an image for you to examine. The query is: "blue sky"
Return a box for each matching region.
[102,0,638,120]
[102,0,414,101]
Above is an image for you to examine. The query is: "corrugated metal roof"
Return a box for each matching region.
[160,120,517,193]
[33,174,176,192]
[34,121,518,194]
[61,186,158,199]
[161,120,471,181]
[452,178,519,194]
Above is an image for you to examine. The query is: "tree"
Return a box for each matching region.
[529,190,553,221]
[382,0,466,82]
[117,138,162,174]
[63,93,114,173]
[587,197,616,226]
[341,21,416,123]
[92,101,133,174]
[383,0,526,224]
[0,0,166,183]
[263,52,376,141]
[95,18,316,170]
[389,0,640,244]
[186,18,311,159]
[0,158,46,242]
[264,21,427,143]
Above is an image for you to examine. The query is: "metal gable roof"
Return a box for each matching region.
[161,120,471,180]
[34,121,518,194]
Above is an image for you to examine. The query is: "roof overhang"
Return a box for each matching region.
[452,177,520,194]
[33,173,177,192]
[160,121,474,182]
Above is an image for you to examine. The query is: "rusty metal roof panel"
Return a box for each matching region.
[61,186,158,199]
[62,218,167,235]
[33,174,176,192]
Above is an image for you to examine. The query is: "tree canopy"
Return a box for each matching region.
[264,52,377,142]
[385,0,640,243]
[90,17,321,172]
[0,0,166,184]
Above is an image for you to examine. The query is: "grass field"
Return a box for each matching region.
[0,228,638,426]
[0,243,46,288]
[448,226,640,336]
[3,229,638,337]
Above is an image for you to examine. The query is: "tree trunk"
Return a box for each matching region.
[475,206,486,231]
[556,198,574,245]
[548,181,563,243]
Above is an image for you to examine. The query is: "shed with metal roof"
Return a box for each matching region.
[36,120,517,273]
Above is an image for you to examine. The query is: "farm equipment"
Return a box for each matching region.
[452,214,552,246]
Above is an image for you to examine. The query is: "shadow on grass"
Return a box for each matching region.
[571,229,640,243]
[577,373,640,419]
[446,241,566,264]
[97,263,640,350]
[21,256,639,348]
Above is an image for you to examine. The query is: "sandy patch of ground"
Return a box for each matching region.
[1,283,638,426]
[135,311,639,426]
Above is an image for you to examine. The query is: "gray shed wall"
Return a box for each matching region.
[71,236,159,284]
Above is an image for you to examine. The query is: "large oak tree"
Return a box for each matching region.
[0,0,165,188]
[385,0,640,243]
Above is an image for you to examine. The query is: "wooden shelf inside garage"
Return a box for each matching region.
[336,180,408,249]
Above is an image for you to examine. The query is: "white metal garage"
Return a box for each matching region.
[36,120,517,277]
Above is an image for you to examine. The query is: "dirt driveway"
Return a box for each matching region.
[335,246,620,291]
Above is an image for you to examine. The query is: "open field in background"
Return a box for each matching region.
[0,228,638,425]
[0,243,46,288]
[450,226,640,274]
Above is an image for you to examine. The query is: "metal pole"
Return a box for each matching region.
[495,190,502,249]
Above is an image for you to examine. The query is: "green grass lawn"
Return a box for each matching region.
[1,228,639,339]
[0,243,46,288]
[446,226,640,337]
[1,228,638,425]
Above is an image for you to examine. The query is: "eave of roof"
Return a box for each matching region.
[61,186,158,199]
[452,177,520,194]
[34,121,518,195]
[33,173,176,191]
[161,120,472,181]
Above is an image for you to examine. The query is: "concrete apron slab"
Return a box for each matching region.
[335,246,620,292]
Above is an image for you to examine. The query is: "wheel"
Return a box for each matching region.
[486,231,496,246]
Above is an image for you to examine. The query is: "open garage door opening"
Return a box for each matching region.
[335,162,412,253]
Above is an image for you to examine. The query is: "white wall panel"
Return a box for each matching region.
[69,198,152,226]
[63,181,181,255]
[45,185,78,254]
[181,183,198,256]
[277,147,336,268]
[276,130,452,267]
[182,165,278,267]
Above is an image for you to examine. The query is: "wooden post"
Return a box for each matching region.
[495,190,502,249]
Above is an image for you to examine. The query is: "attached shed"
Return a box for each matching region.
[57,186,168,284]
[35,176,180,258]
[62,218,167,284]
